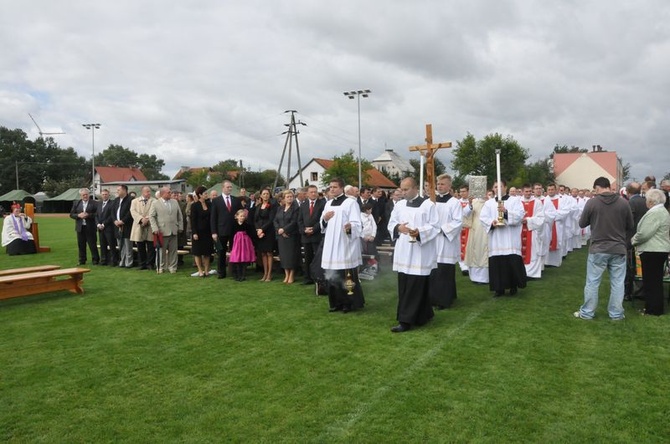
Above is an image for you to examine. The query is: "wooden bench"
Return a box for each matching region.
[0,265,61,277]
[0,267,91,301]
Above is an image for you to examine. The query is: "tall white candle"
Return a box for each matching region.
[495,149,502,200]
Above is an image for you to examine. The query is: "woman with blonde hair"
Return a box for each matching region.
[274,189,300,284]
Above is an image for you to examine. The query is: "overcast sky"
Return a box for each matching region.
[2,0,668,182]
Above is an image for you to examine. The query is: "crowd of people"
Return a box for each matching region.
[4,175,669,330]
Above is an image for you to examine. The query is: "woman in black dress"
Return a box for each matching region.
[274,189,300,284]
[190,185,214,277]
[254,188,277,282]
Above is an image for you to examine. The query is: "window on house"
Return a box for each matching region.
[311,172,318,181]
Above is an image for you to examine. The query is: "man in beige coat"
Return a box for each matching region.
[131,186,156,270]
[150,187,183,274]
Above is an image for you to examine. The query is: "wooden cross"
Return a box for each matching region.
[408,124,452,202]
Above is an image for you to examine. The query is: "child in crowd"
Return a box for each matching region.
[229,209,256,281]
[359,203,378,280]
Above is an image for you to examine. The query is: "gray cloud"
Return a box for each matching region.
[1,0,669,182]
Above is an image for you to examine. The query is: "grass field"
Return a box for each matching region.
[1,215,669,443]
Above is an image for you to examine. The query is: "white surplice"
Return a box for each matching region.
[388,197,439,276]
[320,195,362,270]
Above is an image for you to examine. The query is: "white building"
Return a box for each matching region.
[371,149,414,179]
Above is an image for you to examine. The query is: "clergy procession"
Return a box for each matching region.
[6,174,668,330]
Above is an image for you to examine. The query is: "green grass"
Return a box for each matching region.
[1,216,669,443]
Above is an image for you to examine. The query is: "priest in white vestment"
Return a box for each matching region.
[457,186,472,275]
[388,178,439,332]
[520,185,545,279]
[544,184,571,267]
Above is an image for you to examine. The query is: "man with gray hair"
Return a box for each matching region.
[131,186,156,270]
[70,188,100,265]
[150,186,183,274]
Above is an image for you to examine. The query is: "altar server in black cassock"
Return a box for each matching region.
[320,178,365,313]
[429,174,463,309]
[388,178,440,332]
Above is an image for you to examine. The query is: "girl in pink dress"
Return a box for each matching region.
[229,209,257,281]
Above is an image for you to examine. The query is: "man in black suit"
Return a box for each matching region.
[96,188,117,266]
[111,184,134,267]
[70,188,100,265]
[298,185,325,285]
[210,180,242,279]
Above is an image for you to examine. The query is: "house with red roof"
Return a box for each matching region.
[553,148,624,190]
[94,166,147,195]
[287,158,397,190]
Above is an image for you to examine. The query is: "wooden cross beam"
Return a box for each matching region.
[408,124,453,201]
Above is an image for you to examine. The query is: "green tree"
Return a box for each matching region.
[408,157,446,184]
[549,144,588,158]
[379,166,401,186]
[520,158,555,186]
[451,133,529,186]
[320,150,372,188]
[212,159,242,176]
[0,127,88,195]
[244,169,282,192]
[95,144,168,180]
[619,157,631,182]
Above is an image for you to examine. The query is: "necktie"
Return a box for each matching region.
[226,196,231,211]
[309,200,314,216]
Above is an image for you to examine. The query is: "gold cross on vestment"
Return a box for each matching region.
[408,124,452,202]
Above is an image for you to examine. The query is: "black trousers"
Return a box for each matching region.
[217,235,232,277]
[99,227,117,265]
[302,241,319,283]
[77,224,99,264]
[641,252,668,315]
[136,241,156,269]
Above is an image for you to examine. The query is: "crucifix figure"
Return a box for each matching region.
[408,124,452,202]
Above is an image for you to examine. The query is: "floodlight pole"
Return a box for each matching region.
[343,89,371,189]
[82,123,101,198]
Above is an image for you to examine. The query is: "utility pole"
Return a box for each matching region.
[273,110,306,191]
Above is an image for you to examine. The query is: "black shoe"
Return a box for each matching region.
[92,260,100,265]
[342,306,351,313]
[329,306,342,313]
[391,323,411,333]
[510,287,518,296]
[462,270,469,276]
[494,291,504,298]
[435,305,448,311]
[78,261,86,266]
[99,262,107,266]
[218,274,226,279]
[302,280,315,285]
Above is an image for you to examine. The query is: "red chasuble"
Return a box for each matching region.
[459,200,469,261]
[549,198,558,251]
[521,200,534,264]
